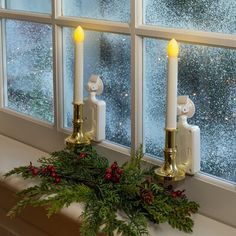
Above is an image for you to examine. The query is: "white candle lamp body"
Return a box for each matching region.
[74,41,84,104]
[165,39,179,130]
[166,56,178,130]
[73,26,84,104]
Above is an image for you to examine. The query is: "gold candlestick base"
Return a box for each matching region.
[155,129,185,181]
[65,103,91,149]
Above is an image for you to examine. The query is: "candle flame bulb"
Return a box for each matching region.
[167,39,179,57]
[73,26,84,42]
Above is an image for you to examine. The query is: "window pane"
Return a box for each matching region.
[144,0,236,34]
[62,0,130,22]
[63,28,131,147]
[6,0,51,14]
[5,20,53,123]
[144,38,236,182]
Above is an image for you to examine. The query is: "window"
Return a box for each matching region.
[144,39,236,182]
[5,0,51,14]
[0,0,235,227]
[5,20,53,123]
[63,28,131,147]
[62,0,130,22]
[144,0,235,34]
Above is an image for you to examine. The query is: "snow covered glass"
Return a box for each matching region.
[6,0,51,14]
[5,20,54,123]
[62,0,130,22]
[144,38,236,183]
[63,28,131,147]
[144,0,236,34]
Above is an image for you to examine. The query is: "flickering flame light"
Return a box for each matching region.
[73,26,85,42]
[167,39,179,57]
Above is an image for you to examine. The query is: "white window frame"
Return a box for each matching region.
[0,0,235,228]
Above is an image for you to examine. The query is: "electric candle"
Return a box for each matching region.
[166,39,179,130]
[73,26,84,104]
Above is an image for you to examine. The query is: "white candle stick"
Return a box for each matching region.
[73,26,84,104]
[166,39,179,130]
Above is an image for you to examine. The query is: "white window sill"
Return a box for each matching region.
[0,134,235,236]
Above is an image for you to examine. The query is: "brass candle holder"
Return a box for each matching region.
[65,103,91,149]
[155,129,185,181]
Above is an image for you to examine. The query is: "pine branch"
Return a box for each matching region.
[45,184,94,217]
[4,166,32,179]
[5,146,199,236]
[7,197,32,218]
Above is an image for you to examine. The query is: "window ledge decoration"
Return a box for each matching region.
[5,145,199,236]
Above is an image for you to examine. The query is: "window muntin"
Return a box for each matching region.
[5,20,54,123]
[62,0,130,22]
[5,0,51,14]
[144,38,236,182]
[144,0,236,34]
[63,28,131,147]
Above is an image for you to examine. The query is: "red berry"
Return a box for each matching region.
[47,165,53,171]
[171,191,177,198]
[51,172,57,178]
[41,167,47,174]
[50,167,56,173]
[105,173,112,180]
[79,153,87,159]
[32,168,39,176]
[54,177,61,184]
[116,168,123,175]
[111,162,118,170]
[105,168,112,174]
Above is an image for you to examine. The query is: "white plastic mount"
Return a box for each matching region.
[176,96,200,175]
[83,75,106,142]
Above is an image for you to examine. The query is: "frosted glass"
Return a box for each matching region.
[144,38,236,182]
[6,0,51,14]
[144,0,236,34]
[62,0,130,22]
[6,20,53,123]
[63,28,131,147]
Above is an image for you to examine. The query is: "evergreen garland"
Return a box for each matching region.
[5,145,199,236]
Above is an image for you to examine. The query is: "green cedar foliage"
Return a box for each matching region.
[5,145,199,235]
